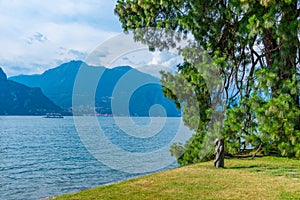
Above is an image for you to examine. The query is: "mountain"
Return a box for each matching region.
[0,68,62,115]
[10,60,83,109]
[10,61,181,117]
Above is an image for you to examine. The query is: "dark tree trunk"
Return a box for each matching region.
[214,138,224,168]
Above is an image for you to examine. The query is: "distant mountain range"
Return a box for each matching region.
[0,68,62,115]
[10,60,181,117]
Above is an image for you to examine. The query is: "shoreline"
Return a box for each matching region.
[46,157,300,200]
[47,170,169,199]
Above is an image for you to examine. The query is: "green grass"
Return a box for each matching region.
[53,157,300,200]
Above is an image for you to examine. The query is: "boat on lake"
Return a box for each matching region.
[43,113,64,118]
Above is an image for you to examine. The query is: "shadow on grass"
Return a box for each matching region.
[224,165,262,169]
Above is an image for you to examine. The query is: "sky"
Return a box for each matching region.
[0,0,121,76]
[0,0,182,77]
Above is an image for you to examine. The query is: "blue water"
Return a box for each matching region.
[0,116,188,200]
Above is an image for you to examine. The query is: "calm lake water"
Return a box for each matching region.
[0,116,190,200]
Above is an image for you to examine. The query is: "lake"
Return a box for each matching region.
[0,116,192,200]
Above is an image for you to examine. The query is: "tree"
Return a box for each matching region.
[115,0,300,164]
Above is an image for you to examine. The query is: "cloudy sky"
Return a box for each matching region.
[0,0,121,76]
[0,1,182,77]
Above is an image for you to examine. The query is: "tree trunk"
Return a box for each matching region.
[214,138,224,168]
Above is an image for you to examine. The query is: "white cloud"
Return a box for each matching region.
[149,51,182,69]
[27,32,48,44]
[0,1,186,78]
[0,0,121,76]
[82,32,183,78]
[104,49,182,78]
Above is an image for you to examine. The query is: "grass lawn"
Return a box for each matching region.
[53,157,300,200]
